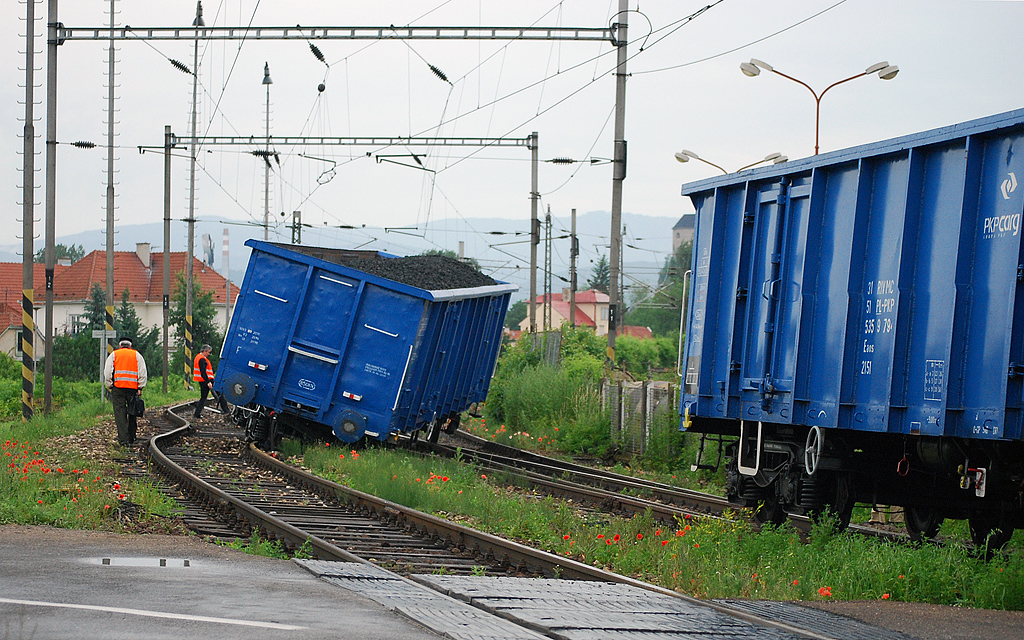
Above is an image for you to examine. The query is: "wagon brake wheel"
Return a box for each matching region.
[804,426,823,476]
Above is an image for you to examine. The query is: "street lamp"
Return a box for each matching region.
[740,59,899,155]
[674,149,787,174]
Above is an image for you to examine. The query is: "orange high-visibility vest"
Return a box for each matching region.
[193,352,214,383]
[112,348,140,389]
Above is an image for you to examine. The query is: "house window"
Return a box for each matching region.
[69,315,88,336]
[601,308,608,321]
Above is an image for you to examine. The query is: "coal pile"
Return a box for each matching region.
[337,254,496,290]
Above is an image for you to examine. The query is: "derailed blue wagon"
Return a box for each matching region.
[679,109,1024,548]
[215,241,516,445]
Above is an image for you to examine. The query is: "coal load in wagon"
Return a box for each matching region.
[268,243,494,290]
[337,255,496,290]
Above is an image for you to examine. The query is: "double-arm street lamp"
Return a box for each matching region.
[740,59,899,155]
[674,150,787,174]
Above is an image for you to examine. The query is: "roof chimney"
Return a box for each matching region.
[136,243,151,267]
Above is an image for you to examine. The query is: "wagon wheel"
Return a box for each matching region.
[904,506,944,541]
[969,511,1014,556]
[804,426,823,476]
[809,472,854,531]
[425,418,442,444]
[754,483,788,527]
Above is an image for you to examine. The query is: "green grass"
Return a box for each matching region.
[218,527,291,559]
[0,383,194,532]
[291,439,1024,610]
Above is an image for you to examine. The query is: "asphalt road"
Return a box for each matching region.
[0,525,440,640]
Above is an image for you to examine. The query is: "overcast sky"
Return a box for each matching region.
[3,0,1022,274]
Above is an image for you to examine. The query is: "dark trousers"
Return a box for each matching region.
[194,382,229,417]
[110,386,138,445]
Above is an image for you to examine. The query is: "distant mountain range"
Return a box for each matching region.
[0,210,681,303]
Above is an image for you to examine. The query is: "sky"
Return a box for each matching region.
[2,0,1023,285]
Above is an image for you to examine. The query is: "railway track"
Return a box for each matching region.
[407,429,901,542]
[136,404,909,640]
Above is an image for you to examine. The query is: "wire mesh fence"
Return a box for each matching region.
[602,379,679,456]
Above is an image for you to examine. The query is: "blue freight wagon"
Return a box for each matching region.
[678,108,1024,547]
[215,241,516,445]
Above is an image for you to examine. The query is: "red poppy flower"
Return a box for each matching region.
[636,533,643,540]
[563,535,571,540]
[613,534,620,542]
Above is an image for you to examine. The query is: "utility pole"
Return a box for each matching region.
[291,210,302,245]
[104,0,117,355]
[222,228,231,333]
[544,205,552,332]
[529,131,539,333]
[263,62,272,241]
[21,0,36,421]
[185,1,204,388]
[607,0,628,362]
[44,0,59,414]
[570,208,578,327]
[162,125,174,393]
[620,224,626,321]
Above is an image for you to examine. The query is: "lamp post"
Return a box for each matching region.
[740,59,898,155]
[674,150,787,174]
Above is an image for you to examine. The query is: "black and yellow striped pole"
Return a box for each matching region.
[20,0,35,422]
[22,290,34,421]
[105,305,115,354]
[184,315,193,389]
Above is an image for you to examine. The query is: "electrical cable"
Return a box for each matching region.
[633,0,849,75]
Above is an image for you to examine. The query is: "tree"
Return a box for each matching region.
[34,243,85,264]
[51,332,97,382]
[587,255,610,293]
[114,289,161,374]
[419,248,480,270]
[169,272,223,383]
[504,299,527,330]
[82,283,108,330]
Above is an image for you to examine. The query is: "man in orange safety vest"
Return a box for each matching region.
[103,337,147,446]
[193,344,229,419]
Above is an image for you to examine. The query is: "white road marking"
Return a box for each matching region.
[0,597,307,630]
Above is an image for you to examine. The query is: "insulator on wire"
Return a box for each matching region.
[428,64,450,84]
[549,157,575,165]
[169,59,193,75]
[71,141,96,149]
[309,43,326,64]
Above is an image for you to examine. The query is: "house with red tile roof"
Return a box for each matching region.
[518,289,610,335]
[618,325,654,340]
[0,262,67,359]
[516,289,655,340]
[0,244,238,358]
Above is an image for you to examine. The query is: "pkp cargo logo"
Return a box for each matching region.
[297,378,316,391]
[981,173,1020,239]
